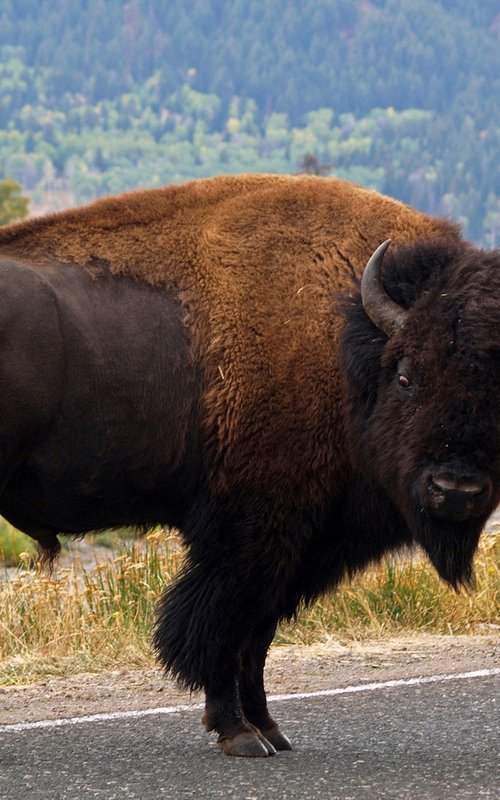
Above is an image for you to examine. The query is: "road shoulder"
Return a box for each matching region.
[1,634,498,725]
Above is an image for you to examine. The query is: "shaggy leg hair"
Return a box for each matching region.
[154,485,414,755]
[153,509,301,756]
[154,558,288,755]
[154,558,292,756]
[154,554,251,693]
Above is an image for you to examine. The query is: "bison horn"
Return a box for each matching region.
[361,239,408,336]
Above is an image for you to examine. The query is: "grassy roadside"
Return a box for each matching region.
[0,529,498,686]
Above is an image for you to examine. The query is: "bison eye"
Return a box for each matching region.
[395,358,414,395]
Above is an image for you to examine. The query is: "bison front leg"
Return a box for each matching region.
[154,552,281,757]
[239,620,292,751]
[203,675,277,758]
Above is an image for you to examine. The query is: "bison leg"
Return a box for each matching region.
[203,686,277,758]
[154,554,280,757]
[239,620,292,751]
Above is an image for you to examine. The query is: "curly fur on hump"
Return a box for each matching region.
[0,174,461,505]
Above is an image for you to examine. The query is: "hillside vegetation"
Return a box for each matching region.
[0,1,498,242]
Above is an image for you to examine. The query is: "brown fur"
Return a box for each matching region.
[0,175,460,511]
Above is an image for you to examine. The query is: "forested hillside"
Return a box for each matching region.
[0,0,498,242]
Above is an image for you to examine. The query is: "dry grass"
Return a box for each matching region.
[278,531,499,645]
[0,529,498,685]
[0,531,180,684]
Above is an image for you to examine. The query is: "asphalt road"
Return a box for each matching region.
[1,672,498,800]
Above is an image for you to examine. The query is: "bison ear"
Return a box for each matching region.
[361,240,409,337]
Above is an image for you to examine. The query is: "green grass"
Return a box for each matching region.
[0,519,36,568]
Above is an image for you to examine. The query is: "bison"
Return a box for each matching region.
[0,174,498,757]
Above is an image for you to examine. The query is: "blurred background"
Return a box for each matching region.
[0,0,498,244]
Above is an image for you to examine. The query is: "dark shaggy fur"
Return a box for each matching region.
[340,238,500,589]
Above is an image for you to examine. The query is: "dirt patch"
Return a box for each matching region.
[1,634,497,725]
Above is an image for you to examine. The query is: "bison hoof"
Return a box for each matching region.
[218,731,276,757]
[261,725,293,751]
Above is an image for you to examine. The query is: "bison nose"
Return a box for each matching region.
[430,475,487,497]
[421,468,492,520]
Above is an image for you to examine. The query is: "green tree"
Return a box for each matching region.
[0,168,29,224]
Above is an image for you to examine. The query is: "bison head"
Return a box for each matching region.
[341,238,500,587]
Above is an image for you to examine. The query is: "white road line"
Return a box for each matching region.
[1,668,498,734]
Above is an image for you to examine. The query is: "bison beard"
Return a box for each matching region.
[0,174,498,758]
[413,515,481,590]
